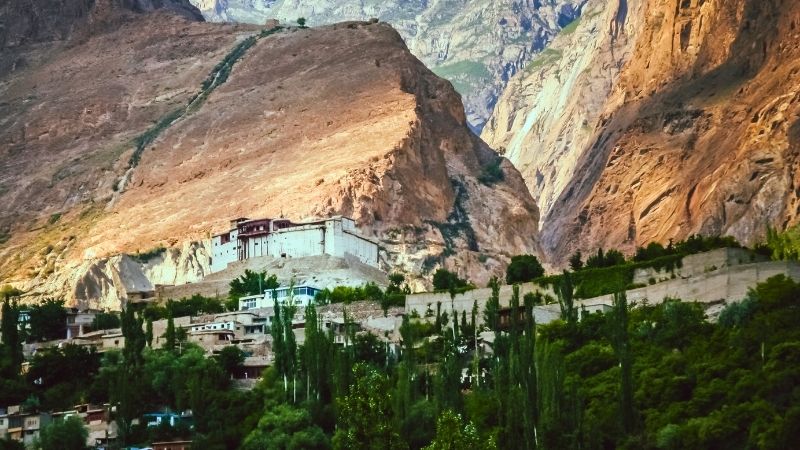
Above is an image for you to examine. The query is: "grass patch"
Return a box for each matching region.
[131,246,167,263]
[432,60,491,94]
[128,108,183,168]
[524,48,563,74]
[560,17,581,35]
[432,60,491,80]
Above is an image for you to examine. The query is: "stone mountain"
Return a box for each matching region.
[0,1,540,307]
[189,0,588,131]
[483,0,800,264]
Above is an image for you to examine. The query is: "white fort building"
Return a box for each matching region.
[210,216,379,273]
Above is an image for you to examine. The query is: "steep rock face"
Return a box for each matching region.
[38,242,210,310]
[0,11,540,307]
[0,0,203,49]
[483,0,646,222]
[189,0,587,131]
[541,0,800,263]
[485,0,800,264]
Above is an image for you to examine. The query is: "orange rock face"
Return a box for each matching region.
[0,6,539,302]
[538,0,800,263]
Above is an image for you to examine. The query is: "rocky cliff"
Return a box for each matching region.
[189,0,587,131]
[0,5,540,307]
[483,0,645,223]
[485,0,800,264]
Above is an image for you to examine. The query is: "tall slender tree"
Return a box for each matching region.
[557,271,577,328]
[1,295,22,376]
[610,291,634,434]
[272,297,287,392]
[115,306,147,444]
[145,317,153,348]
[164,304,176,352]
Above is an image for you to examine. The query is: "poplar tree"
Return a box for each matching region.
[557,271,577,329]
[484,277,501,338]
[1,295,22,376]
[521,290,539,449]
[283,298,298,403]
[272,297,287,392]
[164,305,176,352]
[145,317,153,348]
[610,291,634,434]
[116,307,146,444]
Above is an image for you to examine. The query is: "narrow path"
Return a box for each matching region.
[110,26,284,202]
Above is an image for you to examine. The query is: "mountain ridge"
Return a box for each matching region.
[0,4,540,306]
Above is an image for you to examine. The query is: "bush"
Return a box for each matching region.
[569,250,584,270]
[506,254,545,284]
[91,312,120,331]
[478,159,504,185]
[585,248,626,269]
[131,246,166,263]
[39,415,88,450]
[432,269,469,292]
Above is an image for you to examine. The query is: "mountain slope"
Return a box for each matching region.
[483,0,644,223]
[0,6,540,306]
[485,0,800,264]
[189,0,587,131]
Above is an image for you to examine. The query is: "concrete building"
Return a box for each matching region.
[190,320,238,334]
[238,285,322,310]
[65,308,101,339]
[210,216,379,273]
[0,406,51,446]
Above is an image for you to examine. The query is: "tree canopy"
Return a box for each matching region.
[506,254,545,284]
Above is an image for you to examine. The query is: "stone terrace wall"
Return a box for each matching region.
[633,248,769,285]
[405,282,558,326]
[595,260,800,306]
[407,251,800,326]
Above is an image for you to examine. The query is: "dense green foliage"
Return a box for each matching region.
[314,277,409,314]
[0,294,26,407]
[130,246,166,263]
[26,298,67,342]
[535,235,749,299]
[228,270,279,310]
[766,224,800,260]
[2,253,798,449]
[506,254,545,284]
[0,438,24,450]
[91,312,120,331]
[478,159,504,185]
[432,268,471,292]
[38,415,88,450]
[27,345,101,411]
[143,294,226,321]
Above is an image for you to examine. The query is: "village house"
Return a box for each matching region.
[210,216,379,272]
[65,308,102,339]
[144,412,191,428]
[152,439,192,450]
[0,405,51,446]
[238,285,322,310]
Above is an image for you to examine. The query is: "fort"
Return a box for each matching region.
[210,216,379,273]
